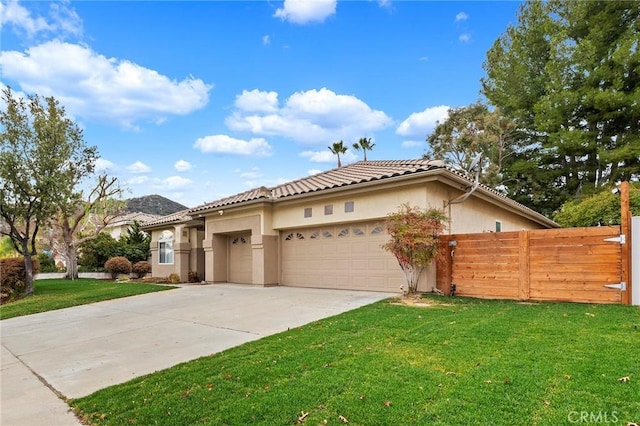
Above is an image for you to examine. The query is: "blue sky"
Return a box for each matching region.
[1,0,521,208]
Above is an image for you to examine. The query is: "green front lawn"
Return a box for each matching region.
[0,279,175,320]
[71,296,640,425]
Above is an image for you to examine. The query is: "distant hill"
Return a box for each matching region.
[125,195,188,216]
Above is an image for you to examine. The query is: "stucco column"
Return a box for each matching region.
[150,240,158,271]
[203,237,214,282]
[251,234,279,286]
[174,242,191,283]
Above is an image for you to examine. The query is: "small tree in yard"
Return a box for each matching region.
[383,204,448,295]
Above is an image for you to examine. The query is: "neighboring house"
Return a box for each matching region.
[142,159,557,292]
[106,212,161,240]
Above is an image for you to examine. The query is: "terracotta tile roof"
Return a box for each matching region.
[109,212,161,226]
[143,159,556,228]
[141,209,192,227]
[190,159,444,213]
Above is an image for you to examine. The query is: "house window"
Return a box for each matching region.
[324,204,333,215]
[158,230,174,265]
[322,230,332,238]
[338,228,349,237]
[353,227,364,236]
[495,220,502,232]
[371,226,384,235]
[345,201,354,213]
[285,233,294,241]
[304,207,312,218]
[310,231,320,239]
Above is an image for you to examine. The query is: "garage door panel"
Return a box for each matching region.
[229,234,252,284]
[281,222,403,292]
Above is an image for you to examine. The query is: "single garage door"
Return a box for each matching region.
[281,222,404,292]
[229,234,252,283]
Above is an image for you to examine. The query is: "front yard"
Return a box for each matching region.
[71,295,639,425]
[0,279,175,320]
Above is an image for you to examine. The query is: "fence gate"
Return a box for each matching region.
[438,225,624,304]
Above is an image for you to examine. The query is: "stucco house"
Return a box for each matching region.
[142,159,557,292]
[106,212,161,240]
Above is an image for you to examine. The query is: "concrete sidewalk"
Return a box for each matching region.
[1,284,395,425]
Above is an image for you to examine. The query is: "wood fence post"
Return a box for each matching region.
[621,181,632,305]
[437,235,453,295]
[518,230,530,301]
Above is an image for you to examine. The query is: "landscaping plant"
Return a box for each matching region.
[104,256,132,280]
[383,204,447,294]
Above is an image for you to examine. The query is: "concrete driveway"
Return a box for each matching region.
[0,284,395,425]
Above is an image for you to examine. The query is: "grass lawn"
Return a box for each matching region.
[0,279,175,320]
[71,296,640,426]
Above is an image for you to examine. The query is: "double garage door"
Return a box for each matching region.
[281,221,404,292]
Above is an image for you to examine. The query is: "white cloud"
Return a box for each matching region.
[262,35,271,45]
[153,176,194,190]
[234,89,279,113]
[0,40,212,129]
[273,0,336,24]
[127,161,152,174]
[95,158,116,171]
[300,149,357,164]
[127,176,150,185]
[308,169,323,175]
[396,105,450,137]
[459,33,471,43]
[455,12,469,22]
[48,2,83,37]
[0,0,52,37]
[378,0,393,9]
[0,0,81,38]
[174,160,192,172]
[227,88,392,145]
[194,135,273,156]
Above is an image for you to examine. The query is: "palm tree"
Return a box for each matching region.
[328,140,348,167]
[352,137,375,161]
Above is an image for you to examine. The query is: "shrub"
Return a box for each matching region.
[169,273,181,284]
[188,271,200,283]
[37,252,58,273]
[1,257,40,303]
[104,256,132,280]
[79,233,120,269]
[132,261,151,278]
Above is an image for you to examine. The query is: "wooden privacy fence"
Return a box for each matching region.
[437,225,626,304]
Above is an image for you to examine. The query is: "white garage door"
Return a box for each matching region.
[229,234,252,284]
[281,222,404,292]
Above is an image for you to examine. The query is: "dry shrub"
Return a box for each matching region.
[104,256,132,280]
[132,261,151,278]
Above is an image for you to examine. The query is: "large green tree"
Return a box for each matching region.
[426,102,519,189]
[482,0,640,216]
[0,87,97,295]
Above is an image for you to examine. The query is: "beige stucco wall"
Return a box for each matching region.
[150,228,175,278]
[271,180,545,234]
[272,182,444,230]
